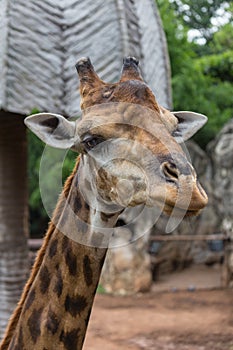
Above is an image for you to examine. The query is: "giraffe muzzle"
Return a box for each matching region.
[146,157,208,216]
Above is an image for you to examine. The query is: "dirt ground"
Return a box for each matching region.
[84,267,233,350]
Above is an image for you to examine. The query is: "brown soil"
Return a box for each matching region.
[84,288,233,350]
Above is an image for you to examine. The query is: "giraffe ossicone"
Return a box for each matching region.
[1,57,208,350]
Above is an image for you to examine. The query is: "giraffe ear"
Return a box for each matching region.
[172,111,207,143]
[25,113,76,149]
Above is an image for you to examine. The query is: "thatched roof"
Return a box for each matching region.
[0,0,171,117]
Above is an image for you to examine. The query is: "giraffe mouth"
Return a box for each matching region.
[148,177,208,217]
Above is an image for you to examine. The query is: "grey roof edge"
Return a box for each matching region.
[115,0,130,57]
[151,0,173,109]
[115,0,172,109]
[1,0,172,116]
[0,0,9,109]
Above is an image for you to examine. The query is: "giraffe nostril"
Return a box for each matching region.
[162,162,179,182]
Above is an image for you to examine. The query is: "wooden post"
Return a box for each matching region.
[221,236,233,287]
[0,112,29,340]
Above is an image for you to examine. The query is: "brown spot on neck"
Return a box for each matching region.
[24,288,36,311]
[45,307,60,335]
[53,268,63,298]
[39,265,50,294]
[27,307,43,344]
[64,294,88,318]
[64,240,78,276]
[59,328,80,350]
[48,238,58,258]
[83,255,93,286]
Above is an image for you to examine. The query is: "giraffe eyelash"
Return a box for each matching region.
[81,135,105,151]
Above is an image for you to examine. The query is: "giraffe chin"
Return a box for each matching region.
[162,203,201,218]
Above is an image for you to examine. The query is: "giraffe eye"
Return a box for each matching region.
[82,135,105,151]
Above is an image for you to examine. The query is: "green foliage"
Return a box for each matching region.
[62,150,77,182]
[28,130,47,236]
[156,0,194,76]
[173,69,233,146]
[157,0,233,148]
[96,284,106,294]
[197,50,233,82]
[210,23,233,53]
[28,119,77,237]
[171,0,230,43]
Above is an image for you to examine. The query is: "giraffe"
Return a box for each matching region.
[0,57,208,350]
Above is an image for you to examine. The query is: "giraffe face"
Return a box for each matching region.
[25,57,208,217]
[75,102,207,215]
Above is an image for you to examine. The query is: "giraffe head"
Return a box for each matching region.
[25,57,208,220]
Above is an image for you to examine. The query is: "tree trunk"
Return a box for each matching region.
[0,112,29,340]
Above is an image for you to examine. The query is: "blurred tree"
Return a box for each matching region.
[210,22,233,53]
[171,0,230,44]
[156,0,194,75]
[157,0,233,147]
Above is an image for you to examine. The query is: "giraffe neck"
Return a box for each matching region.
[1,158,119,350]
